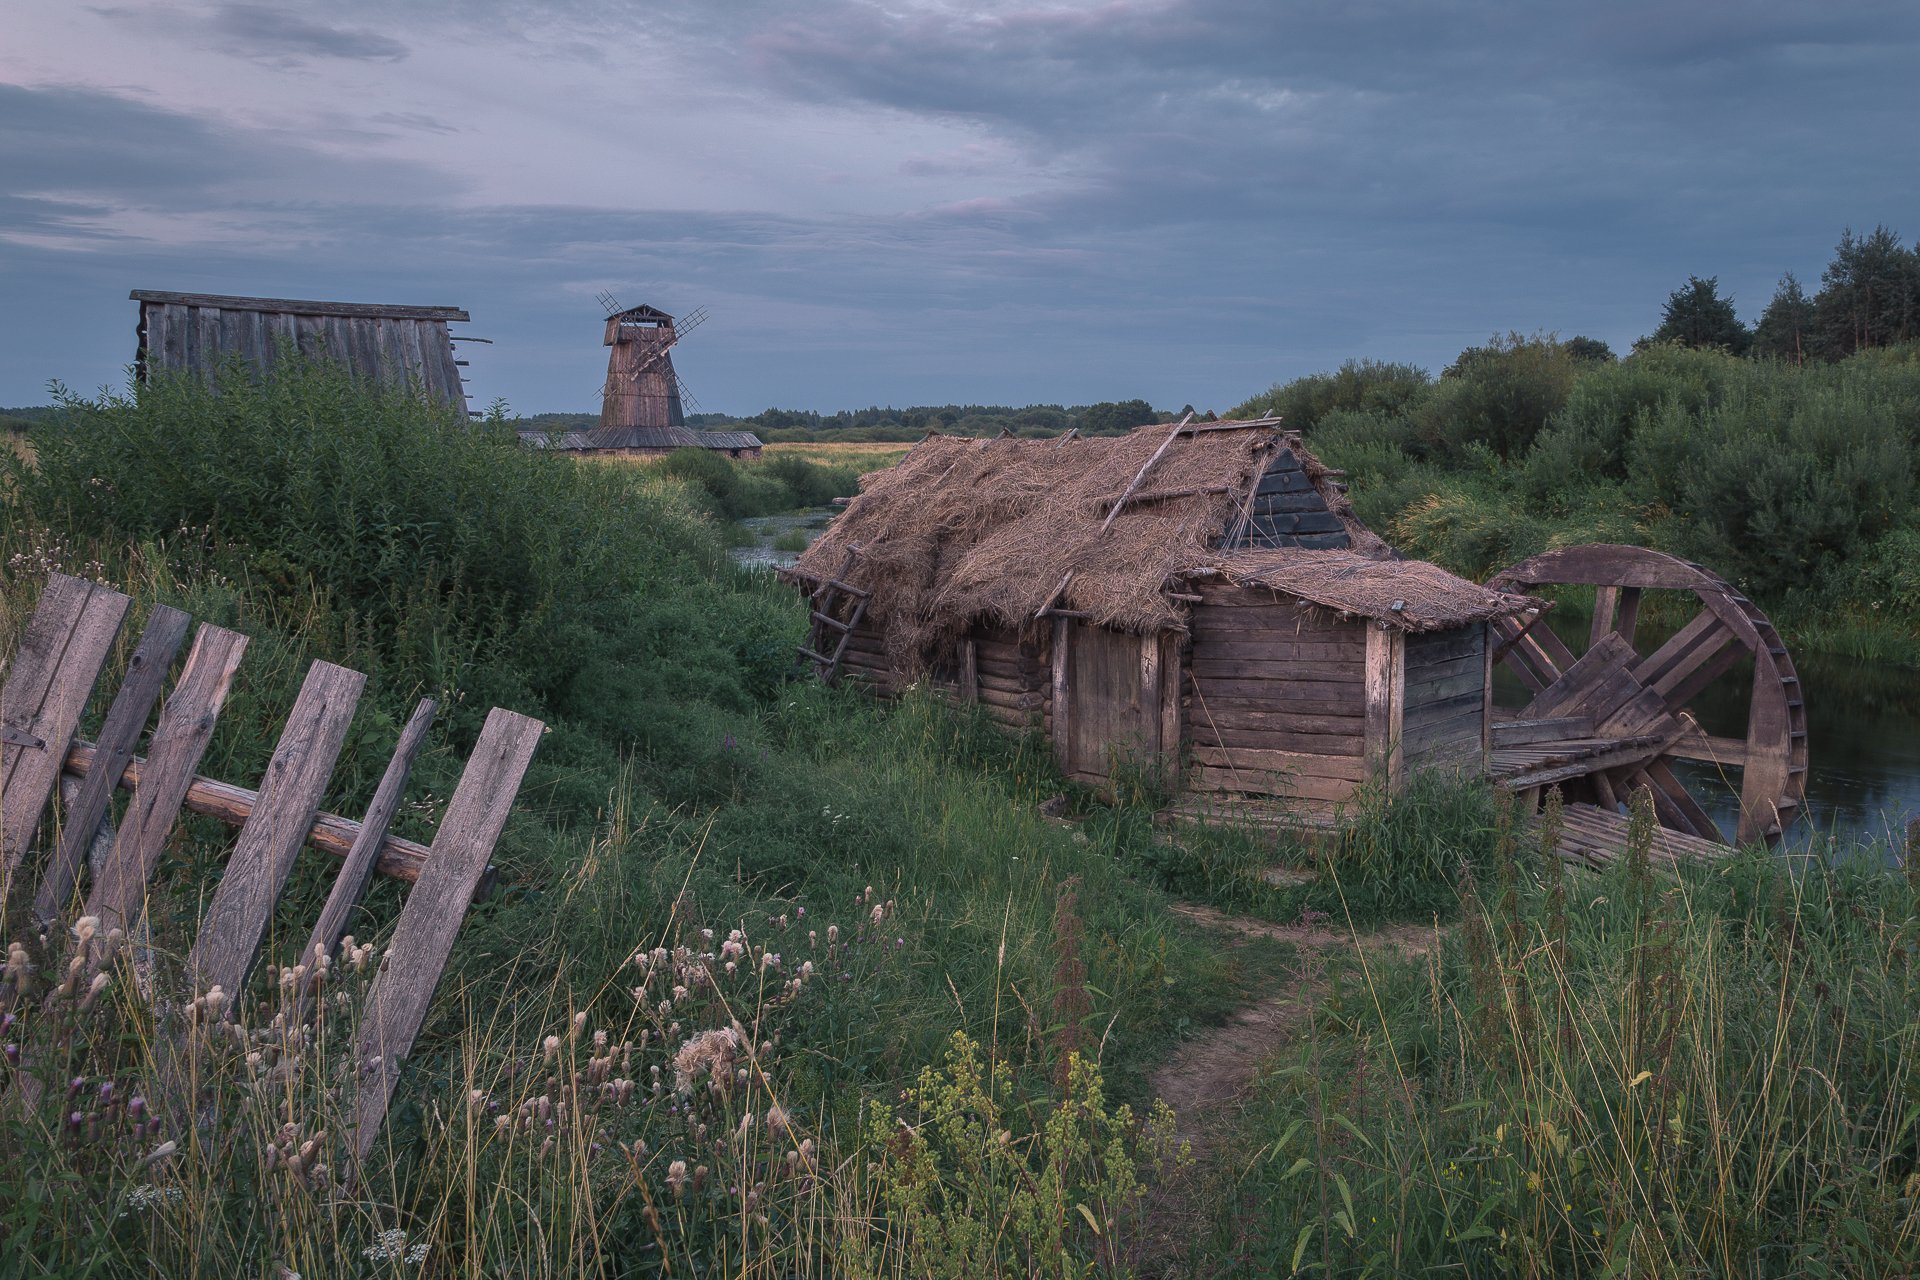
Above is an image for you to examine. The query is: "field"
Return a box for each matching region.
[0,364,1915,1277]
[761,440,913,472]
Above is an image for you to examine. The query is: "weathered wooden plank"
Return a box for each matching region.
[1255,467,1312,497]
[1188,691,1366,720]
[1401,670,1484,706]
[1190,675,1367,703]
[1189,745,1368,782]
[1188,722,1366,756]
[2,575,131,871]
[352,708,543,1160]
[1490,716,1597,747]
[1404,628,1486,667]
[189,661,366,998]
[1189,765,1359,802]
[1189,637,1367,665]
[32,605,191,926]
[1364,626,1404,794]
[1403,688,1484,727]
[80,625,248,962]
[1400,651,1484,685]
[1158,631,1182,788]
[1188,658,1363,684]
[1522,633,1637,721]
[1402,709,1484,757]
[1050,617,1071,773]
[296,699,436,1013]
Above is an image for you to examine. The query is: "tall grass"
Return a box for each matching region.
[1210,791,1920,1275]
[0,362,1229,1275]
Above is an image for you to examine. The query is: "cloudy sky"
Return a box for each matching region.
[2,2,1915,415]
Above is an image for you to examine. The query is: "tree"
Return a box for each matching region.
[1811,225,1920,358]
[1750,272,1815,364]
[1645,275,1752,354]
[1563,336,1616,364]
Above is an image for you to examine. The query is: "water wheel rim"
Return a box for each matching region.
[1487,544,1807,847]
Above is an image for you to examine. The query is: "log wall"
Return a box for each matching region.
[1182,584,1369,813]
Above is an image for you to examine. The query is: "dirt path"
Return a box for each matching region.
[1138,902,1439,1273]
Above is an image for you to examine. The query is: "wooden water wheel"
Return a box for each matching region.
[1485,544,1807,846]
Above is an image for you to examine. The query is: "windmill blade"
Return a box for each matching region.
[595,289,623,316]
[675,373,701,414]
[675,305,709,337]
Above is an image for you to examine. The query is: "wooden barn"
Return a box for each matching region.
[131,290,474,412]
[784,420,1540,821]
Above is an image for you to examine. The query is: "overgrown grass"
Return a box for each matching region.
[0,362,1230,1275]
[1203,792,1920,1276]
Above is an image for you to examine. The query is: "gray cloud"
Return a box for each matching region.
[5,2,1920,414]
[207,4,409,63]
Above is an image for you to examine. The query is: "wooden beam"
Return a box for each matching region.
[1050,617,1072,773]
[1364,626,1404,792]
[62,740,436,883]
[130,290,469,322]
[1099,412,1193,531]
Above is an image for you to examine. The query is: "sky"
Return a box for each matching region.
[2,1,1916,416]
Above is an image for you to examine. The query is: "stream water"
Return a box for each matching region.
[729,509,839,571]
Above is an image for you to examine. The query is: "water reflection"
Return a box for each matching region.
[1492,603,1920,853]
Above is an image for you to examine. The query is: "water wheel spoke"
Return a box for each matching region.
[1636,760,1724,844]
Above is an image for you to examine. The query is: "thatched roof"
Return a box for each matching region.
[785,420,1528,668]
[1204,549,1538,632]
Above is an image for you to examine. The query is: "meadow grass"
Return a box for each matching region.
[2,363,1915,1276]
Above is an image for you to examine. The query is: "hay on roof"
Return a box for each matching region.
[787,424,1285,666]
[1202,548,1542,632]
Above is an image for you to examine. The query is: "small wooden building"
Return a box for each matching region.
[785,421,1538,820]
[131,290,473,411]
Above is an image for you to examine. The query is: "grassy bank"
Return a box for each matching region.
[0,365,1235,1275]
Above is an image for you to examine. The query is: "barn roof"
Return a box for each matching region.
[784,420,1535,666]
[131,289,471,410]
[1206,549,1538,632]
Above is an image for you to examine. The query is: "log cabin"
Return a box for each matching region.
[783,420,1541,822]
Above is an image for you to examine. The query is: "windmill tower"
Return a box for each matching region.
[594,293,707,443]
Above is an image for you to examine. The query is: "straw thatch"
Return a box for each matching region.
[789,421,1369,666]
[1205,548,1540,632]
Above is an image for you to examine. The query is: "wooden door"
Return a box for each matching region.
[1060,623,1173,786]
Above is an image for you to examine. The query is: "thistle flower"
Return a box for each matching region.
[667,1159,688,1194]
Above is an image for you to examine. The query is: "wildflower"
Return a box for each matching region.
[765,1103,790,1134]
[870,904,884,926]
[673,1027,742,1092]
[362,1229,409,1262]
[542,1035,560,1063]
[667,1159,688,1194]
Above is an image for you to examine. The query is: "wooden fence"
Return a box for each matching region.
[0,572,544,1159]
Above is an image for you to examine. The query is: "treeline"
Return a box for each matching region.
[683,397,1206,442]
[1645,224,1920,361]
[1234,337,1920,661]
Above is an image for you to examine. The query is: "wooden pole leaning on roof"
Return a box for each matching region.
[1100,412,1194,533]
[1034,413,1196,621]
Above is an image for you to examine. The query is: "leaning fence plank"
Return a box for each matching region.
[32,606,191,927]
[294,697,436,1019]
[352,707,544,1161]
[80,625,247,966]
[189,660,365,998]
[2,574,130,873]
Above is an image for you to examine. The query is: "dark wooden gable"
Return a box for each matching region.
[1220,447,1350,551]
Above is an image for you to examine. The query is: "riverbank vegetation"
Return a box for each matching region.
[2,359,1915,1276]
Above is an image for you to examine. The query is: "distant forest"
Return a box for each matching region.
[516,398,1206,442]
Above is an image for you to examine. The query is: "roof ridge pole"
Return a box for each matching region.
[1099,412,1194,533]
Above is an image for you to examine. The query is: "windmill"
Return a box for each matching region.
[593,291,708,440]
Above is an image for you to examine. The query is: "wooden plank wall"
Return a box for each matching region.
[973,625,1050,732]
[1181,584,1368,813]
[140,303,466,410]
[1400,623,1488,776]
